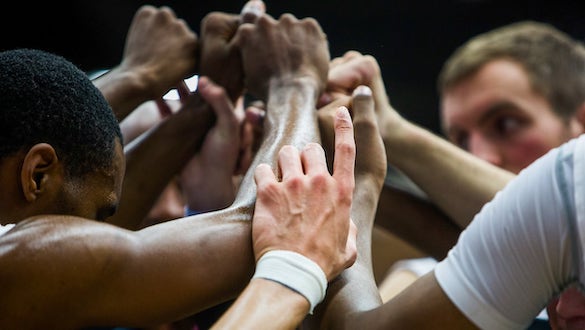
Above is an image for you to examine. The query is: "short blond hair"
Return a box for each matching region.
[438,21,585,118]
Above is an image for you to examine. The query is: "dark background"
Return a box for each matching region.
[2,0,584,134]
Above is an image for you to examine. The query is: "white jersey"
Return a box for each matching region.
[435,134,585,329]
[0,223,15,236]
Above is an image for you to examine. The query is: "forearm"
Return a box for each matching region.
[212,279,309,329]
[306,176,384,330]
[384,119,515,228]
[108,95,215,229]
[93,66,154,121]
[232,77,321,208]
[375,185,461,260]
[359,272,476,329]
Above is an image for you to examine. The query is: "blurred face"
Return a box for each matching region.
[441,59,582,174]
[442,59,585,327]
[55,140,125,222]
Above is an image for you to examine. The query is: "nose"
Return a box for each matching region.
[468,133,503,167]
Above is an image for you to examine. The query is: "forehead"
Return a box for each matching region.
[440,59,553,130]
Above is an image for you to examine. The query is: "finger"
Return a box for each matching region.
[343,50,362,61]
[201,12,240,39]
[244,105,265,128]
[301,143,328,175]
[332,106,356,184]
[350,85,376,124]
[343,219,358,269]
[278,145,303,181]
[233,96,246,122]
[176,80,191,102]
[240,0,266,24]
[254,163,277,188]
[197,76,235,120]
[155,98,173,118]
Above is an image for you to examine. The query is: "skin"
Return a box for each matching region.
[306,45,585,327]
[326,53,585,328]
[93,5,198,121]
[305,86,389,329]
[442,59,585,330]
[214,106,358,329]
[441,58,584,174]
[0,4,360,328]
[303,56,486,329]
[319,51,463,259]
[548,287,585,330]
[97,2,263,230]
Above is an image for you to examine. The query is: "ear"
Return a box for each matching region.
[21,143,61,202]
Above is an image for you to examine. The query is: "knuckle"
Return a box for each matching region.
[284,176,303,192]
[336,140,356,158]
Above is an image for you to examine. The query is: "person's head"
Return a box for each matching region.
[0,48,125,224]
[438,21,585,174]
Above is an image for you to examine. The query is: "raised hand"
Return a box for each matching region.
[252,106,357,281]
[198,0,266,102]
[94,5,198,120]
[234,13,330,102]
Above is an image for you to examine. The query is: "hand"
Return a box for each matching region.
[318,50,381,107]
[234,13,330,102]
[198,0,266,102]
[179,77,245,211]
[350,86,387,198]
[319,51,403,137]
[252,107,357,281]
[119,5,198,100]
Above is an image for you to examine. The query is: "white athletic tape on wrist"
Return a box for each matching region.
[253,250,328,314]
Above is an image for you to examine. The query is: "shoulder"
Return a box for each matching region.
[0,215,138,327]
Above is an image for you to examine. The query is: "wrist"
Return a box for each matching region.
[253,250,327,314]
[268,75,321,103]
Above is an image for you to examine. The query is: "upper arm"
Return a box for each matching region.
[0,217,139,328]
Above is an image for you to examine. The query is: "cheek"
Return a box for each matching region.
[502,133,557,173]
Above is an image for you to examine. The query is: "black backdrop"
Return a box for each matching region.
[2,0,584,134]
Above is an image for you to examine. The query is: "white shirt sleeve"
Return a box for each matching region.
[435,135,585,330]
[0,223,15,236]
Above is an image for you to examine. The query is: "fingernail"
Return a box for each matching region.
[352,85,372,97]
[241,0,265,17]
[336,106,349,118]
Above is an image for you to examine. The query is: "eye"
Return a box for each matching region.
[493,116,524,137]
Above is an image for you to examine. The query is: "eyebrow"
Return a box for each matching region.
[476,101,521,127]
[443,100,521,138]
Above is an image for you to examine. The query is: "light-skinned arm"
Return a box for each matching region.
[320,51,461,258]
[213,106,357,329]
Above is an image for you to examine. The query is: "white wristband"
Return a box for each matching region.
[252,250,328,314]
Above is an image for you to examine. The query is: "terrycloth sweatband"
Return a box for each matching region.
[253,250,328,314]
